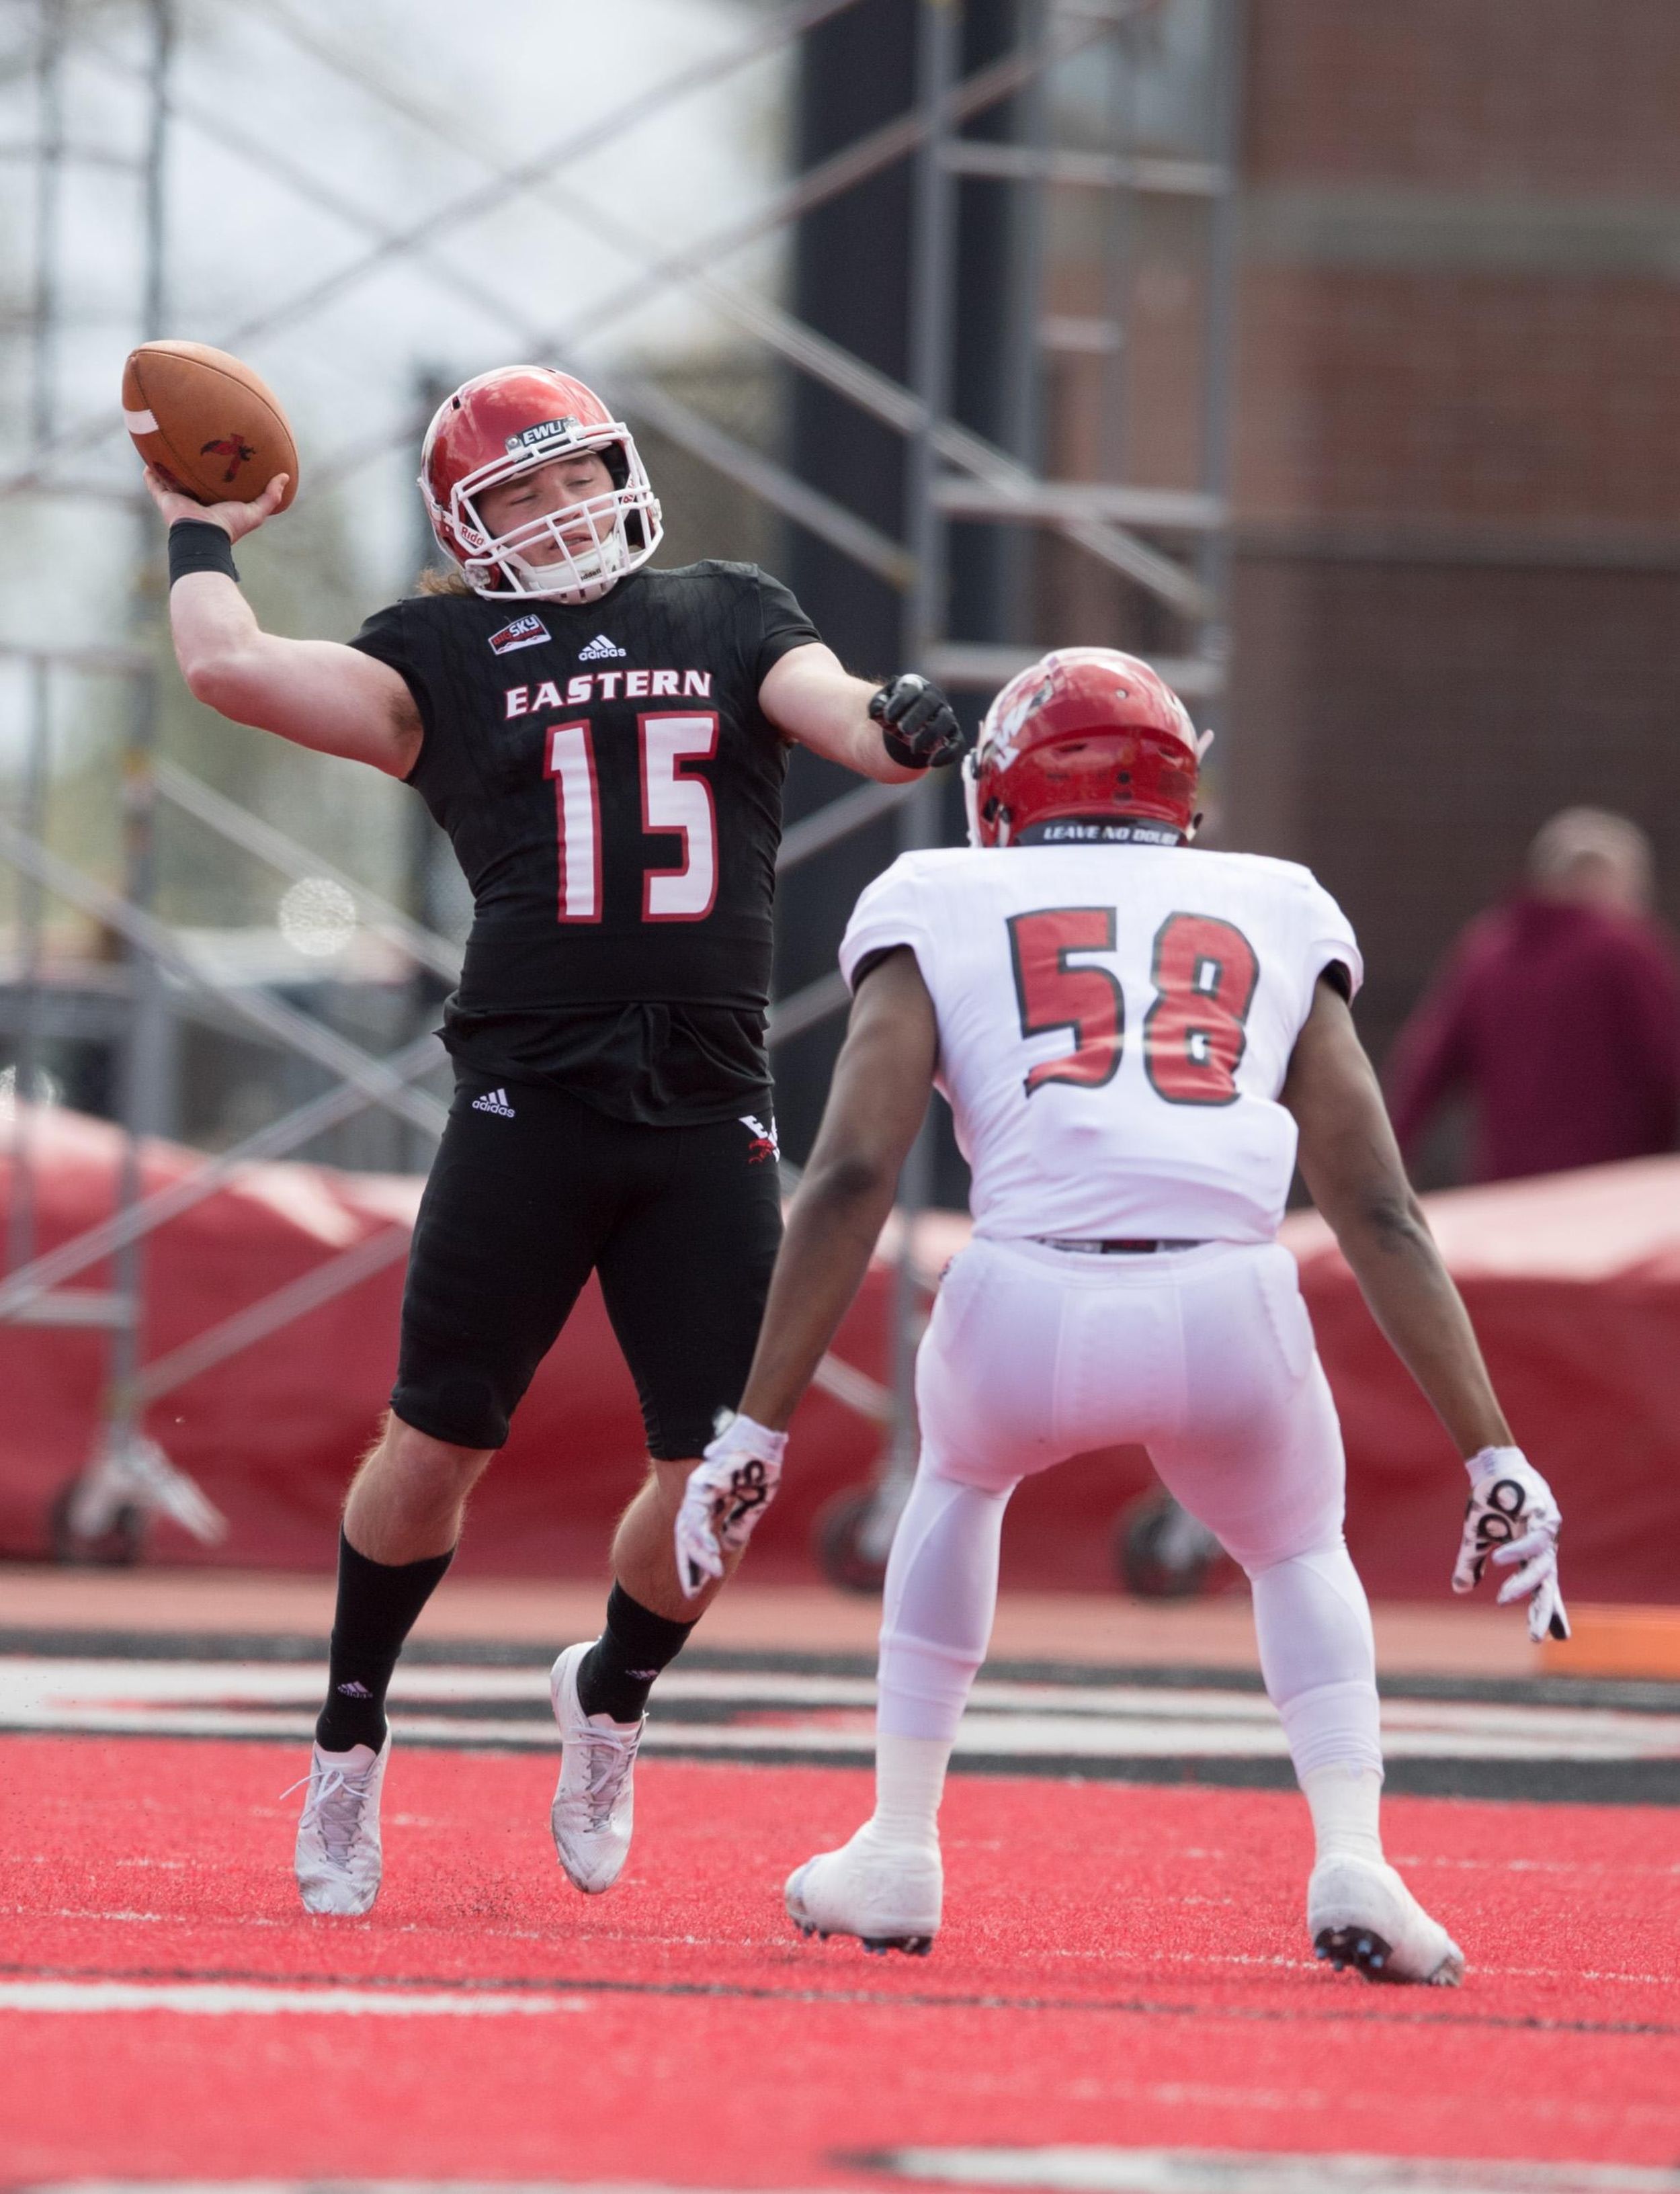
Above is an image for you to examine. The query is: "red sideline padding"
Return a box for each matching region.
[1280,1157,1680,1605]
[2,1107,1676,1599]
[0,1106,897,1584]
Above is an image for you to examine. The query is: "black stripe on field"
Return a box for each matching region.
[1,1627,1677,1714]
[7,1955,1680,2042]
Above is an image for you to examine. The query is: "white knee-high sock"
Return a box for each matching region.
[1299,1763,1384,1865]
[1249,1539,1386,1863]
[868,1465,1011,1845]
[870,1732,952,1848]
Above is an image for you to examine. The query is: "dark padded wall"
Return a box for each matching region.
[777,1,1030,1189]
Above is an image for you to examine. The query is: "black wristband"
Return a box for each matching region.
[168,519,239,586]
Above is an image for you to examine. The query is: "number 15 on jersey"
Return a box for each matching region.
[546,712,719,925]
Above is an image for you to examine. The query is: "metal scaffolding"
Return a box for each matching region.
[0,0,1240,1570]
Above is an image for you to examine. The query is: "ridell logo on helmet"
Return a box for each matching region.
[504,417,582,455]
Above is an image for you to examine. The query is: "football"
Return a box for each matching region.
[122,339,299,511]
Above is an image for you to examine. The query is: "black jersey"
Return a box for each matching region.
[350,561,821,1124]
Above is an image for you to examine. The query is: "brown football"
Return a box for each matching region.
[122,340,299,511]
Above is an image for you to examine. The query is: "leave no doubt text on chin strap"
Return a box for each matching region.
[1013,818,1185,847]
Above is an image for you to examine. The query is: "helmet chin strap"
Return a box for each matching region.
[1013,817,1185,847]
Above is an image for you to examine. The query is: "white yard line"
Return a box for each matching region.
[0,1658,1675,1761]
[24,2158,1665,2193]
[0,1980,589,2016]
[881,2146,1680,2194]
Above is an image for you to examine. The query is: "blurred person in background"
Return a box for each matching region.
[1387,808,1680,1185]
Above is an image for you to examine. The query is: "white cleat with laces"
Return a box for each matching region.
[293,1733,390,1916]
[549,1640,643,1894]
[786,1824,942,1957]
[1309,1853,1465,1985]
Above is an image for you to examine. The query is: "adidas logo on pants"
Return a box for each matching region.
[471,1087,517,1118]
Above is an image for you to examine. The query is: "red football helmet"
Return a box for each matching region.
[420,366,663,603]
[964,647,1210,847]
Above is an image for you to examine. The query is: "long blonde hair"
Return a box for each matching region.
[415,564,474,597]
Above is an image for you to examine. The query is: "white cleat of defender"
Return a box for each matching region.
[1308,1854,1466,1985]
[293,1733,390,1916]
[549,1640,643,1894]
[786,1826,943,1957]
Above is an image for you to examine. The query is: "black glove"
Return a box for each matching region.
[869,673,965,771]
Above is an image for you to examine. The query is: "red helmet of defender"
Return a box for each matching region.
[420,366,663,604]
[964,647,1211,847]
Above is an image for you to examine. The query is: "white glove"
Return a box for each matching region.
[1452,1446,1569,1644]
[675,1412,788,1598]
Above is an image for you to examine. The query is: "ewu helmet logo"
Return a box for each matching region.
[200,435,257,485]
[740,1114,779,1165]
[503,415,582,454]
[487,615,551,656]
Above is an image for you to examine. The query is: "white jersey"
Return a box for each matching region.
[839,843,1361,1244]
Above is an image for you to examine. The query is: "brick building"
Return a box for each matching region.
[779,0,1680,1177]
[1224,0,1680,1066]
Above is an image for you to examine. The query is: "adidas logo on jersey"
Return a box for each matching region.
[578,633,627,661]
[471,1087,517,1118]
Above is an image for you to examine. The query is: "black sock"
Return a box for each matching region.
[314,1529,454,1753]
[575,1583,695,1722]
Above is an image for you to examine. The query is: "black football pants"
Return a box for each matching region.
[391,1070,783,1459]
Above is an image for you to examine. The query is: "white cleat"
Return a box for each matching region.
[1308,1854,1465,1986]
[786,1824,942,1957]
[293,1733,390,1916]
[549,1640,642,1894]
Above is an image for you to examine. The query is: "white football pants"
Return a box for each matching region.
[879,1236,1382,1787]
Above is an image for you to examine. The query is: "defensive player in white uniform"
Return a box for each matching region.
[676,649,1568,1986]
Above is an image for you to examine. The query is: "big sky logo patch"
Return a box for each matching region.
[487,614,551,657]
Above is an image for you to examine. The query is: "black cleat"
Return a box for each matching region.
[1314,1923,1396,1982]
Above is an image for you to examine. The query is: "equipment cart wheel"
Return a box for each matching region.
[1116,1488,1229,1599]
[814,1484,893,1595]
[48,1479,145,1567]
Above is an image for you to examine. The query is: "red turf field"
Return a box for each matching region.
[4,1734,1679,2182]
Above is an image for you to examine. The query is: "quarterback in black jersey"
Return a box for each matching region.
[146,364,964,1916]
